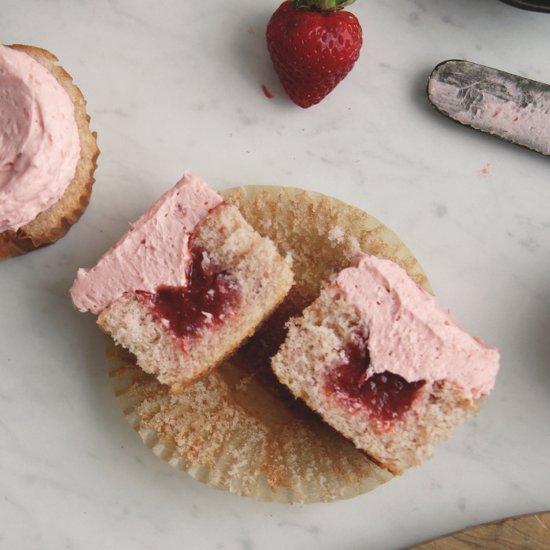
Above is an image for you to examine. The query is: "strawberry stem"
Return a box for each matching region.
[292,0,356,12]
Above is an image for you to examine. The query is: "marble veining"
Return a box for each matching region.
[1,1,550,549]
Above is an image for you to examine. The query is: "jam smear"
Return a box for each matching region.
[137,247,241,340]
[325,334,425,423]
[261,84,274,99]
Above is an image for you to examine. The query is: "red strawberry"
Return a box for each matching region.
[266,0,363,108]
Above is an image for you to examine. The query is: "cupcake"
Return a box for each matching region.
[271,252,500,474]
[95,183,498,502]
[104,185,432,503]
[0,44,99,258]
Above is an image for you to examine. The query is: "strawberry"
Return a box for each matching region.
[266,0,363,108]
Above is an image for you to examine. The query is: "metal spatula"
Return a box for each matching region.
[427,59,550,156]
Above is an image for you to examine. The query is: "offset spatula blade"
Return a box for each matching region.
[428,59,550,156]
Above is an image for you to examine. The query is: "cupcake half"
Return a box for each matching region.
[71,174,294,393]
[0,44,99,258]
[271,252,500,474]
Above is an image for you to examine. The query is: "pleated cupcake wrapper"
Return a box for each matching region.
[221,185,432,296]
[0,191,92,259]
[107,338,392,503]
[106,186,431,503]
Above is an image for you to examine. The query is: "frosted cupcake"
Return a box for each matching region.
[101,185,432,503]
[0,44,99,258]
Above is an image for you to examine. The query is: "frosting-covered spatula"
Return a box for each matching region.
[427,59,550,156]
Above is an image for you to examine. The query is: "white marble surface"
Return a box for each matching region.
[2,1,550,548]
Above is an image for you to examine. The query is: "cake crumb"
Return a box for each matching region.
[328,226,345,243]
[479,163,491,176]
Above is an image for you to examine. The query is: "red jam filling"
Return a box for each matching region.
[325,334,426,423]
[137,247,241,340]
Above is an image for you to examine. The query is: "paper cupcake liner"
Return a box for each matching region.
[107,338,392,503]
[106,186,431,503]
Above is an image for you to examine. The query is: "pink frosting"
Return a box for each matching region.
[334,253,499,399]
[70,174,223,314]
[0,45,80,232]
[428,78,550,156]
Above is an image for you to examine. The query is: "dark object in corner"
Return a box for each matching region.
[499,0,550,12]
